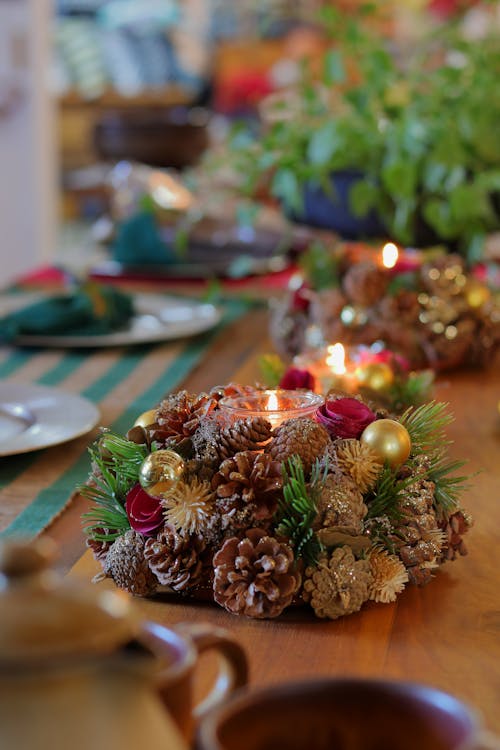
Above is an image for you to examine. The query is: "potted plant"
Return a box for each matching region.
[225,5,500,260]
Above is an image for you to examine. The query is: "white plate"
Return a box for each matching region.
[0,293,221,348]
[0,382,100,456]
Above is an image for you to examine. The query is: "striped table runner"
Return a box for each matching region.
[0,298,250,540]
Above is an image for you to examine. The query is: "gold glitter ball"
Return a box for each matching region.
[355,362,394,392]
[139,450,185,497]
[360,419,411,467]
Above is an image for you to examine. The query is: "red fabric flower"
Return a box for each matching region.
[279,367,315,391]
[125,484,163,536]
[316,397,376,439]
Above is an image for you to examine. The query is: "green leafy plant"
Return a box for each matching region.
[226,4,500,259]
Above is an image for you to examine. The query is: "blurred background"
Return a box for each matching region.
[0,0,498,284]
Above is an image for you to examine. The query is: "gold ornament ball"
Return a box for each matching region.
[139,450,185,497]
[355,362,394,392]
[360,419,411,467]
[134,409,158,429]
[465,281,490,309]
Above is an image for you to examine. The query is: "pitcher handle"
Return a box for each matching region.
[174,621,248,721]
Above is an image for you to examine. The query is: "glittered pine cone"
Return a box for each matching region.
[104,530,158,597]
[342,262,389,307]
[266,418,330,475]
[213,528,300,618]
[313,473,367,533]
[392,477,444,585]
[144,525,206,592]
[213,417,273,462]
[212,451,282,531]
[303,546,371,620]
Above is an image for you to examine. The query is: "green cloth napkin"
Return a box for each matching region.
[113,211,175,266]
[0,284,134,342]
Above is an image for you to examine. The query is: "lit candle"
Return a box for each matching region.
[381,242,421,275]
[295,343,356,394]
[219,389,323,429]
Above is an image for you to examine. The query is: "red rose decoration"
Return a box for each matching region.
[126,484,163,536]
[279,367,315,391]
[316,397,376,439]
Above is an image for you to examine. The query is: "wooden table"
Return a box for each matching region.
[3,303,499,735]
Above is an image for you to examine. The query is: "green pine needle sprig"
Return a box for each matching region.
[276,455,323,567]
[366,464,415,523]
[400,400,453,457]
[80,432,149,542]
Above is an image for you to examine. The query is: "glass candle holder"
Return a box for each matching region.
[294,343,397,396]
[218,389,324,429]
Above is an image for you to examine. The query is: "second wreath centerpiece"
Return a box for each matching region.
[82,384,471,621]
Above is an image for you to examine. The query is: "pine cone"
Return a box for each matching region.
[213,528,300,618]
[334,439,383,493]
[104,530,157,597]
[313,473,367,534]
[86,528,113,563]
[303,546,371,620]
[151,391,218,447]
[212,451,282,531]
[391,476,444,585]
[144,525,205,592]
[439,509,473,561]
[214,417,273,461]
[266,418,330,474]
[269,297,309,360]
[342,262,389,307]
[309,288,348,344]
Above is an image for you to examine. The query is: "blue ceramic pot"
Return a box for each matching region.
[290,171,386,240]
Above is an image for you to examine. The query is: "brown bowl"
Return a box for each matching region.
[195,678,484,750]
[94,106,210,169]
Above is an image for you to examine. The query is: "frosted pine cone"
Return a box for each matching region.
[334,439,383,493]
[303,546,371,620]
[144,526,205,592]
[212,451,282,531]
[314,473,367,534]
[267,418,330,474]
[104,530,157,597]
[214,417,273,461]
[342,262,389,307]
[86,527,114,562]
[213,528,300,618]
[151,390,218,446]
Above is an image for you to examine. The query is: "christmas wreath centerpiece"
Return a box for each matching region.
[270,242,499,372]
[81,384,472,620]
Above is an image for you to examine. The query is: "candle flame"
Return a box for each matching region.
[266,392,279,411]
[382,242,398,269]
[326,343,346,375]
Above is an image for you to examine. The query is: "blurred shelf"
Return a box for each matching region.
[59,86,191,109]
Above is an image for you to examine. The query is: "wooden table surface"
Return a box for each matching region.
[39,302,500,733]
[37,304,498,737]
